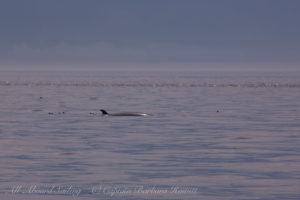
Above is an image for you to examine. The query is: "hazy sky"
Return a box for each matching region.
[0,0,299,70]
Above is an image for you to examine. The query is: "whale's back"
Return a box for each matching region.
[110,112,149,116]
[100,109,150,116]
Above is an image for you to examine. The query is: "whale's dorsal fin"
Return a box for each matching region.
[100,109,108,115]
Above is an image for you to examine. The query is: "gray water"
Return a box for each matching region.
[0,70,300,200]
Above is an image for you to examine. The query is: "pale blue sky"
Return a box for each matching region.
[0,0,299,70]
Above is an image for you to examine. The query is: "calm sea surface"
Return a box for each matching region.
[0,70,300,200]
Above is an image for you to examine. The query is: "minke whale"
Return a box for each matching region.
[100,109,151,116]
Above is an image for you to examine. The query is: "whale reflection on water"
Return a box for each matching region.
[100,109,151,116]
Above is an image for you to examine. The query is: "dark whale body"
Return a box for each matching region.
[100,109,150,116]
